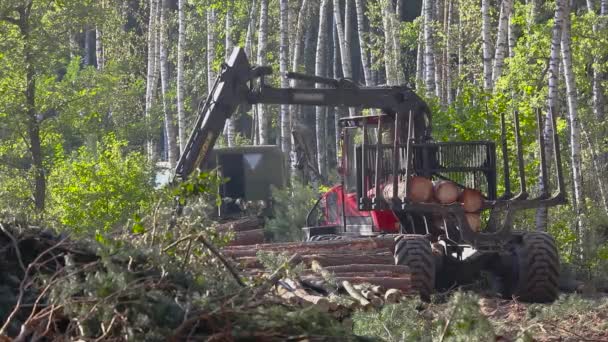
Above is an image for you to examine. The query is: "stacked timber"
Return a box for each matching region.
[224,236,414,315]
[216,216,265,246]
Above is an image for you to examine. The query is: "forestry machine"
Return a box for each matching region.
[175,47,566,302]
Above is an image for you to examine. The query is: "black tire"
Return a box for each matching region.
[511,232,560,303]
[394,235,435,299]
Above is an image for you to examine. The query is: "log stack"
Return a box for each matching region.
[216,216,266,246]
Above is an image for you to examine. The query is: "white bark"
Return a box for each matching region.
[355,0,372,86]
[257,0,269,145]
[225,6,235,147]
[176,0,186,152]
[316,0,330,178]
[536,0,566,232]
[244,0,257,59]
[279,0,291,154]
[416,28,424,88]
[492,0,514,86]
[95,26,104,70]
[207,8,217,97]
[159,0,177,167]
[446,0,453,104]
[424,0,436,95]
[333,0,353,80]
[582,124,608,216]
[588,0,605,121]
[145,0,159,161]
[561,5,585,237]
[481,0,492,91]
[291,0,309,129]
[507,7,516,58]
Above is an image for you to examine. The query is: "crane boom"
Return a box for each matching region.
[174,47,432,181]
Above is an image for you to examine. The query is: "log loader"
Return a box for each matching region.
[175,47,566,302]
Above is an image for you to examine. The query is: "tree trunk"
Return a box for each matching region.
[536,0,566,232]
[95,26,104,70]
[333,23,344,166]
[145,0,159,161]
[560,5,585,240]
[492,0,514,86]
[381,0,397,85]
[279,0,291,155]
[244,0,257,59]
[508,5,516,58]
[581,123,608,216]
[224,5,236,147]
[588,0,605,122]
[291,0,309,128]
[159,0,178,167]
[481,0,492,91]
[315,0,330,179]
[176,0,186,153]
[257,0,269,145]
[207,8,217,97]
[445,0,453,104]
[355,0,372,86]
[84,27,92,67]
[424,0,436,95]
[333,0,353,81]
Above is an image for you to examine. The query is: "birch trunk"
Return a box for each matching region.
[507,6,516,58]
[291,0,309,129]
[159,0,177,167]
[446,0,453,104]
[333,0,353,81]
[95,26,104,70]
[280,0,291,154]
[581,123,608,216]
[256,0,269,145]
[244,0,257,59]
[315,0,330,178]
[145,0,159,161]
[561,5,585,239]
[176,0,186,152]
[207,8,217,98]
[481,0,492,91]
[588,0,605,121]
[355,0,372,86]
[536,0,566,232]
[225,5,235,147]
[84,27,92,67]
[416,28,424,88]
[424,0,436,95]
[333,23,343,164]
[492,0,514,86]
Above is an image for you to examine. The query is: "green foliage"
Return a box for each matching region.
[47,133,154,235]
[265,179,319,242]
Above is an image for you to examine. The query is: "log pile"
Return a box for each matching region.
[216,216,266,246]
[224,236,415,316]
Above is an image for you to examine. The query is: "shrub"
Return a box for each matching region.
[47,133,154,235]
[265,179,319,242]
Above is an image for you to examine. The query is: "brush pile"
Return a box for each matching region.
[0,223,354,341]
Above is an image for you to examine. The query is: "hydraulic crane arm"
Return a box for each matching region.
[174,47,432,181]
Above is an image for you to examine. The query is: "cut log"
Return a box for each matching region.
[433,180,460,204]
[217,216,265,232]
[329,271,403,278]
[361,289,384,308]
[407,176,434,203]
[460,188,484,213]
[335,276,412,291]
[228,229,265,246]
[305,253,394,267]
[465,213,482,232]
[222,237,396,258]
[283,279,331,312]
[384,288,402,303]
[325,264,409,274]
[342,280,370,307]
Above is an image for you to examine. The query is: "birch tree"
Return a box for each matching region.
[355,0,372,86]
[225,5,235,147]
[481,0,492,91]
[207,8,217,97]
[176,0,186,152]
[536,0,566,232]
[279,0,291,154]
[333,0,353,82]
[291,0,309,128]
[257,0,269,145]
[144,0,159,160]
[492,0,514,86]
[588,0,606,121]
[159,0,177,166]
[315,0,330,178]
[560,3,585,240]
[424,0,436,95]
[95,26,104,70]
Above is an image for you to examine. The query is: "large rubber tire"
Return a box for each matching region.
[511,232,560,303]
[394,235,435,299]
